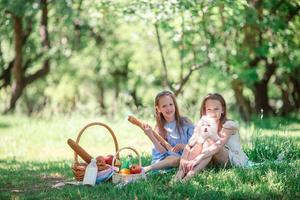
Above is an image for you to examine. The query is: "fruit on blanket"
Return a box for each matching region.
[119,168,131,175]
[96,156,106,165]
[104,154,114,165]
[130,164,142,174]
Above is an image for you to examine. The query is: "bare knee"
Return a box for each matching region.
[169,156,180,167]
[212,148,229,165]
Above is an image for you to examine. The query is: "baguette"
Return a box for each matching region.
[67,138,92,163]
[128,115,173,151]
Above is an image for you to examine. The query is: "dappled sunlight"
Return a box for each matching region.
[0,0,299,198]
[41,173,65,181]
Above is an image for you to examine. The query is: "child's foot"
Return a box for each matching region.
[170,169,185,185]
[173,169,185,181]
[181,171,195,182]
[170,171,184,185]
[143,166,151,173]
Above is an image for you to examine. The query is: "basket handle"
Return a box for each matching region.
[74,122,119,164]
[112,147,142,168]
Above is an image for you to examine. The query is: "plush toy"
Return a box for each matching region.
[188,115,221,147]
[222,120,238,131]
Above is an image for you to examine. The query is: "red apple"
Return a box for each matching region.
[129,164,142,174]
[96,155,106,165]
[104,154,114,165]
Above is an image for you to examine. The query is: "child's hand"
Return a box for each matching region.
[142,123,153,137]
[171,144,185,152]
[181,160,196,173]
[184,160,196,172]
[180,159,189,173]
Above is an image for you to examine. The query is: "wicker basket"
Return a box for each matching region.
[71,122,119,181]
[112,147,146,184]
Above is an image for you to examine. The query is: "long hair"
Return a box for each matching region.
[154,90,186,140]
[199,93,227,131]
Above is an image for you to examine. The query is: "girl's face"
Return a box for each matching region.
[205,99,223,123]
[156,95,175,122]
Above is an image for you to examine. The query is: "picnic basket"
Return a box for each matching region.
[71,122,119,181]
[112,147,146,184]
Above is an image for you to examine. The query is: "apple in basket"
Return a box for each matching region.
[96,155,106,165]
[104,154,114,165]
[130,164,142,174]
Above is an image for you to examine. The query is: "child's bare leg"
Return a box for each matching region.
[187,143,203,161]
[173,165,185,181]
[144,156,179,173]
[173,146,191,181]
[174,143,203,181]
[181,156,212,182]
[181,142,213,182]
[211,147,229,166]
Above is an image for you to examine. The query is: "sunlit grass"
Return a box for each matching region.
[0,114,154,161]
[0,114,299,199]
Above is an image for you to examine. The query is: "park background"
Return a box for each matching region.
[0,0,299,199]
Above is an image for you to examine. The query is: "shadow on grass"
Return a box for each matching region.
[0,160,72,196]
[0,134,299,200]
[0,122,10,129]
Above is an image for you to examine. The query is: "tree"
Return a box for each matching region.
[1,0,50,113]
[217,0,300,117]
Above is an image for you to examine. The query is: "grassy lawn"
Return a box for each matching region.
[0,114,299,199]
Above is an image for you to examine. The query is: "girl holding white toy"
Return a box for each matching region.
[174,93,249,182]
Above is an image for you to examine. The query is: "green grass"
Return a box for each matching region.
[0,114,299,199]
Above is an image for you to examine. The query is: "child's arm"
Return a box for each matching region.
[171,143,186,152]
[128,115,173,151]
[179,144,191,173]
[180,144,192,160]
[142,123,168,154]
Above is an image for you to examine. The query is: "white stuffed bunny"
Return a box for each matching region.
[189,115,221,146]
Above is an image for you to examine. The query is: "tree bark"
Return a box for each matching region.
[129,89,142,108]
[290,73,300,109]
[275,76,294,115]
[5,16,25,113]
[252,62,277,115]
[97,81,106,115]
[231,79,252,121]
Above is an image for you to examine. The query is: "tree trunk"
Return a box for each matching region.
[98,81,106,115]
[252,61,277,116]
[253,82,272,115]
[290,73,300,109]
[231,79,252,121]
[4,0,50,114]
[280,89,293,116]
[129,89,142,108]
[5,16,25,113]
[114,76,119,99]
[275,77,294,116]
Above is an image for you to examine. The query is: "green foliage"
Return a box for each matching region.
[0,0,299,116]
